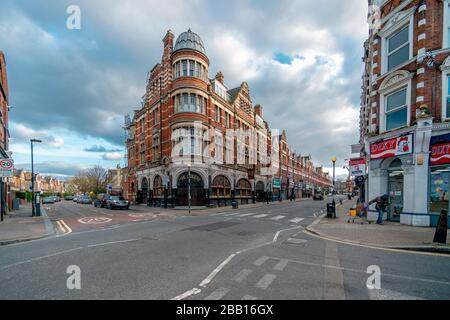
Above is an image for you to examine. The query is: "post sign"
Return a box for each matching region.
[349,158,366,177]
[370,134,413,160]
[0,159,14,177]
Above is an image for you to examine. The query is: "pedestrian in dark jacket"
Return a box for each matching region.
[368,194,389,225]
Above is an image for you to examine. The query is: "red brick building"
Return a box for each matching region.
[124,29,331,207]
[0,51,11,215]
[360,0,450,226]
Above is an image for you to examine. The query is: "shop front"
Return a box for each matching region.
[368,133,413,224]
[429,133,450,228]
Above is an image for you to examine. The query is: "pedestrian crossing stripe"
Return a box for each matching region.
[290,218,304,223]
[253,214,269,219]
[270,215,285,221]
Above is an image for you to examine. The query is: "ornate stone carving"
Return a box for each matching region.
[379,70,411,92]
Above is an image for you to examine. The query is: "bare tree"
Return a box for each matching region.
[71,166,107,195]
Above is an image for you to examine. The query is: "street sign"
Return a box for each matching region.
[349,158,366,177]
[0,159,14,177]
[273,178,281,189]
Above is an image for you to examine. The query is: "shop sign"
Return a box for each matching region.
[370,134,413,160]
[430,134,450,165]
[349,158,366,176]
[273,178,281,189]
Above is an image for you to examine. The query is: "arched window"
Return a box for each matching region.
[153,175,163,197]
[237,179,252,197]
[212,175,231,197]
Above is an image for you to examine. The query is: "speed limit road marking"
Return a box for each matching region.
[77,217,112,224]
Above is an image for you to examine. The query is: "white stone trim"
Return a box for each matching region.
[416,96,424,103]
[372,63,378,69]
[373,50,378,57]
[416,82,425,89]
[442,64,450,119]
[417,33,426,41]
[417,67,425,75]
[444,0,450,49]
[380,14,414,75]
[378,71,412,133]
[418,19,426,27]
[418,4,427,13]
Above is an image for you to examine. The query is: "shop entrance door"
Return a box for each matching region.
[388,159,404,222]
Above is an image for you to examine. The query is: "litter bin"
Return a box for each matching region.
[326,202,336,219]
[12,198,20,210]
[231,200,239,209]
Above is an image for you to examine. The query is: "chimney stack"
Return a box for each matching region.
[254,104,263,117]
[215,71,224,84]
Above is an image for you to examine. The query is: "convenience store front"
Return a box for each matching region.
[429,133,450,228]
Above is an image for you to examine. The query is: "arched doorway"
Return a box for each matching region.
[139,177,149,205]
[256,181,265,202]
[176,172,205,206]
[236,179,252,204]
[211,175,231,206]
[153,176,163,206]
[388,158,403,222]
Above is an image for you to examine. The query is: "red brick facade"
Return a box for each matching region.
[124,30,331,206]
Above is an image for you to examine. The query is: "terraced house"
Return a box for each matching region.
[124,29,332,207]
[360,0,450,227]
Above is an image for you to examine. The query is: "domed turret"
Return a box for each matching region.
[173,29,206,55]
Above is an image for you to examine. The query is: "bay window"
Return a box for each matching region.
[182,60,187,77]
[189,60,195,77]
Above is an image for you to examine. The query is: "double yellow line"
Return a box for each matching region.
[56,219,72,235]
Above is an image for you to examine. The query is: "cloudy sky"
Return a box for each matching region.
[0,0,368,179]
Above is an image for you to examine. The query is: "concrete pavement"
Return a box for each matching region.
[0,203,55,246]
[306,200,450,254]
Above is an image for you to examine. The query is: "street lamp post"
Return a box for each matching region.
[31,139,42,217]
[331,156,337,193]
[187,163,191,215]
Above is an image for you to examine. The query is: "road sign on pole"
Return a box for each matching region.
[0,159,14,177]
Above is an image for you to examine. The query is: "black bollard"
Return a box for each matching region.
[433,209,448,244]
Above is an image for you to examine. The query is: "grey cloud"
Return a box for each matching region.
[14,161,85,177]
[2,0,368,168]
[84,145,121,153]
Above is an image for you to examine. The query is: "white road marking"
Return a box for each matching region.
[232,269,253,283]
[273,259,289,271]
[87,238,140,248]
[273,226,303,243]
[204,287,230,300]
[270,215,285,221]
[242,295,257,300]
[286,238,308,245]
[171,288,201,300]
[256,274,277,290]
[0,247,84,271]
[254,256,270,267]
[200,254,236,288]
[224,213,242,217]
[238,213,256,217]
[253,214,268,219]
[290,218,305,224]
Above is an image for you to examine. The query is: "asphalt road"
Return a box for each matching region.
[1,196,449,300]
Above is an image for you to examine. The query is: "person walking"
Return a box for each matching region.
[368,194,389,225]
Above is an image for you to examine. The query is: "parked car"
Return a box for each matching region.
[51,196,61,202]
[106,196,129,210]
[64,195,74,201]
[42,197,55,204]
[94,194,110,208]
[79,196,93,204]
[313,193,324,201]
